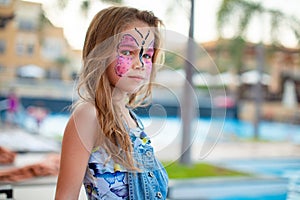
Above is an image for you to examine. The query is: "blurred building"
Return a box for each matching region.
[0,0,81,85]
[201,39,300,102]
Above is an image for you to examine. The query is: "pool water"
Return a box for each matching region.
[167,177,289,200]
[215,158,300,178]
[25,114,300,144]
[215,194,287,200]
[212,158,300,200]
[222,119,300,142]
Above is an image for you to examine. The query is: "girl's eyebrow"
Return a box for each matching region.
[120,34,139,46]
[117,36,154,51]
[145,48,154,53]
[118,45,154,53]
[118,43,138,49]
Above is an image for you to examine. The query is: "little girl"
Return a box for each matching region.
[55,6,168,200]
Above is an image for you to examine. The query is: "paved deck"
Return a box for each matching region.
[155,140,300,162]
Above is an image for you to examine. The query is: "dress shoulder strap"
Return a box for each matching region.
[128,109,144,131]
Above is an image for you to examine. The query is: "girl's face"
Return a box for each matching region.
[106,21,155,94]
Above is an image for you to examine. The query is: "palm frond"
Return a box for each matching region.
[101,0,123,4]
[57,0,69,9]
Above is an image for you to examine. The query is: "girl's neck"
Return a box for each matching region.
[111,87,129,114]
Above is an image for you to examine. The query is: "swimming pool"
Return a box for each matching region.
[210,158,300,200]
[27,115,300,144]
[167,177,289,200]
[213,158,300,178]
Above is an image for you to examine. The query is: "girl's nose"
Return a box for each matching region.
[133,50,145,70]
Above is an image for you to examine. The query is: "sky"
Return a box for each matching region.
[25,0,300,50]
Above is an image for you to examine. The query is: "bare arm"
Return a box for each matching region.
[55,103,98,200]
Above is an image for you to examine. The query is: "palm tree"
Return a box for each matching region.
[216,0,300,139]
[217,0,300,45]
[179,0,195,165]
[57,0,123,15]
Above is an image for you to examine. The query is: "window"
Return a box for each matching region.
[27,44,34,55]
[15,43,25,56]
[0,14,14,28]
[15,35,36,56]
[42,38,63,60]
[18,19,37,31]
[0,0,11,6]
[0,64,5,73]
[0,40,5,54]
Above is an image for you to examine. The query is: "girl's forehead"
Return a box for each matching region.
[119,26,155,47]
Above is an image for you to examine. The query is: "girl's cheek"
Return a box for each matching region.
[145,61,153,78]
[115,56,132,76]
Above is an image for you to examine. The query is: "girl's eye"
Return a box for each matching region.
[143,54,152,59]
[121,50,131,56]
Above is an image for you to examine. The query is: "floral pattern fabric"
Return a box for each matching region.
[83,112,151,200]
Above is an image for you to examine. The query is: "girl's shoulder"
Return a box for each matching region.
[72,101,99,128]
[73,101,97,117]
[71,102,100,148]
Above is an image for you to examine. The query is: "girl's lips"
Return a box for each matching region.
[127,75,145,81]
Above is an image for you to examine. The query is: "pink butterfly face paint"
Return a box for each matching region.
[114,28,154,78]
[115,34,136,77]
[144,40,154,77]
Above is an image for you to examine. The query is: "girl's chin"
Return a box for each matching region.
[114,79,149,93]
[111,85,143,95]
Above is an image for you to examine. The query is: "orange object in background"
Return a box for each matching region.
[0,146,16,165]
[0,153,60,182]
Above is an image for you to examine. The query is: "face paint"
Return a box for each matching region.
[115,34,138,77]
[144,40,154,78]
[115,55,132,77]
[139,46,144,68]
[114,28,154,78]
[135,28,150,70]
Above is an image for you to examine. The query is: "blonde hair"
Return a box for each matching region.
[76,6,164,170]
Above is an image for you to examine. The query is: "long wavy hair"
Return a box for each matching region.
[76,6,164,170]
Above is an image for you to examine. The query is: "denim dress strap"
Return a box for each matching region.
[128,109,144,130]
[126,110,168,200]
